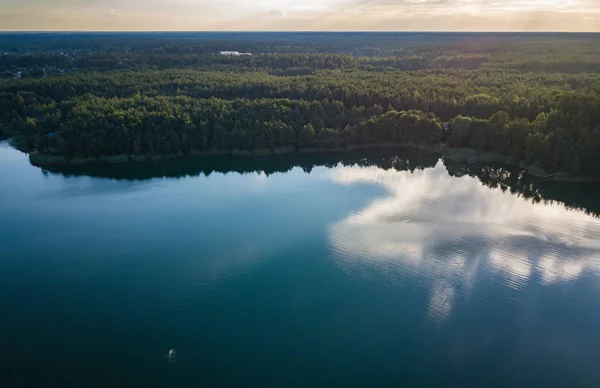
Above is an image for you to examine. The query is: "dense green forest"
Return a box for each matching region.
[1,32,600,177]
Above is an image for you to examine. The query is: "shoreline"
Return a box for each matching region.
[28,143,438,166]
[27,143,598,183]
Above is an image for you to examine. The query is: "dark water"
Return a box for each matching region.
[3,142,600,387]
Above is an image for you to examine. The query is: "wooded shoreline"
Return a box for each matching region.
[27,143,597,182]
[4,33,600,181]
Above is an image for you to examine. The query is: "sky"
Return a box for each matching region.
[1,0,599,32]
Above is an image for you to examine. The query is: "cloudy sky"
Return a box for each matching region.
[1,0,599,31]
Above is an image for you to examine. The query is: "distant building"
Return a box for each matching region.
[220,51,251,56]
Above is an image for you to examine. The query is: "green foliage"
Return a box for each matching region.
[2,33,600,177]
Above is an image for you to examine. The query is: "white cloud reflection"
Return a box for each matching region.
[328,161,600,324]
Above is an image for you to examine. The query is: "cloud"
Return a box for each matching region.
[260,9,287,19]
[1,0,600,30]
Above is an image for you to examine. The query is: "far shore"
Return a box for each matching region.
[27,143,599,183]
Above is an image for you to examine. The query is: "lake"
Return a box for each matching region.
[2,141,600,387]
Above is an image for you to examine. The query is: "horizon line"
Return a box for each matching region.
[1,30,600,34]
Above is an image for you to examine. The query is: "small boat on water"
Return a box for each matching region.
[166,349,177,362]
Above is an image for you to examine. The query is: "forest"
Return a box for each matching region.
[1,32,600,177]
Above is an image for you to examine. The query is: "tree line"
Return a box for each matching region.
[1,34,600,177]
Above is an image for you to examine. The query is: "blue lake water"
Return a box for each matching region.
[2,141,600,387]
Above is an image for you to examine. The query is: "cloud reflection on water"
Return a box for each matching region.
[328,161,600,324]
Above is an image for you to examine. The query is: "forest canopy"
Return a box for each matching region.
[1,32,600,177]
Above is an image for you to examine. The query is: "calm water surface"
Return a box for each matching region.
[2,142,600,387]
